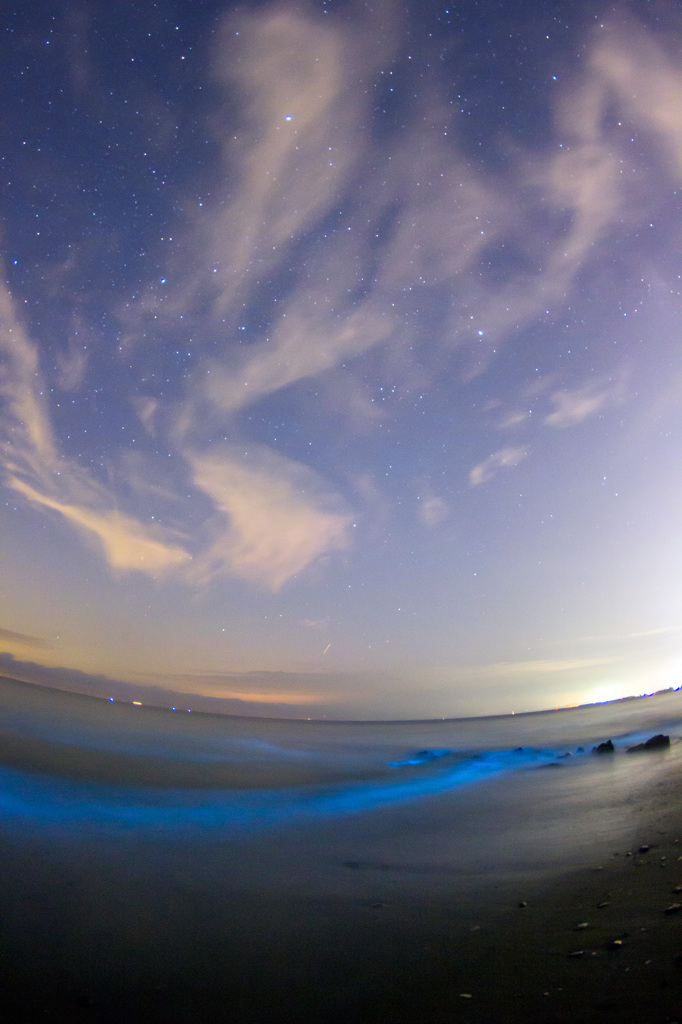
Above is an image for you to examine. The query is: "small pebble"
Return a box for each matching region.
[608,939,623,950]
[639,845,650,854]
[574,922,590,930]
[568,950,585,958]
[518,901,528,908]
[672,886,682,893]
[459,993,473,999]
[664,903,682,915]
[597,901,610,909]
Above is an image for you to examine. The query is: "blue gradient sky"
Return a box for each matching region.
[1,0,681,719]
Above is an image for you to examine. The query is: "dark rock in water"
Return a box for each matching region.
[627,734,670,753]
[576,746,585,753]
[538,762,564,768]
[592,740,615,755]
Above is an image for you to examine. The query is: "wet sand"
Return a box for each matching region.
[2,680,682,1022]
[1,764,682,1023]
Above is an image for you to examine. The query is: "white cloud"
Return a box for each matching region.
[55,331,89,391]
[0,282,57,475]
[206,6,397,313]
[0,279,194,579]
[131,395,160,436]
[115,8,677,447]
[469,447,528,487]
[9,477,191,576]
[589,18,682,175]
[497,410,530,430]
[3,9,679,600]
[1,273,350,591]
[545,377,623,428]
[187,446,352,591]
[418,495,448,527]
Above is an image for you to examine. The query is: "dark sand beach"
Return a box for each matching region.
[2,808,682,1023]
[1,683,682,1023]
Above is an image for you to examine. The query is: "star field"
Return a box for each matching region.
[1,0,681,718]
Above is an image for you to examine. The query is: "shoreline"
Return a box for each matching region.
[2,679,682,1022]
[1,763,681,1022]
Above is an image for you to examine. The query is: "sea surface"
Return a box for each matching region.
[2,675,682,891]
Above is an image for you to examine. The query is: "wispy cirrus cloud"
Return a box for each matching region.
[55,328,90,392]
[417,495,449,527]
[1,280,193,579]
[588,17,682,175]
[469,447,528,487]
[1,272,350,590]
[0,627,51,651]
[206,6,398,316]
[163,5,678,443]
[2,6,680,600]
[545,376,625,428]
[9,477,191,576]
[187,446,351,591]
[0,281,57,475]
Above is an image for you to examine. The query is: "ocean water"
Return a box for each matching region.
[2,676,682,893]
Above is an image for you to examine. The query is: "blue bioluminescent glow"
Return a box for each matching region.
[2,734,674,841]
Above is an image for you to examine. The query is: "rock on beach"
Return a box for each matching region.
[626,734,670,753]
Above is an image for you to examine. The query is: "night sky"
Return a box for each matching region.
[1,0,680,719]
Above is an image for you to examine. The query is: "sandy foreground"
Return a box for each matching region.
[1,758,681,1023]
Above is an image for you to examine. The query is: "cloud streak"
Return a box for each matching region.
[188,446,351,591]
[2,6,680,598]
[545,377,625,428]
[9,477,191,577]
[0,654,328,714]
[0,627,51,650]
[0,281,57,475]
[469,447,528,487]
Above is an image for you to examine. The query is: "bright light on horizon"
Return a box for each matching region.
[584,681,649,706]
